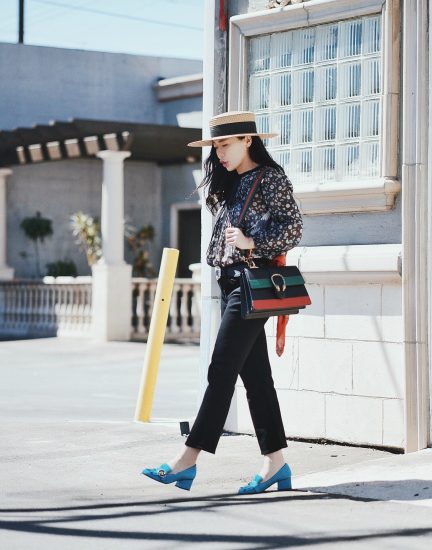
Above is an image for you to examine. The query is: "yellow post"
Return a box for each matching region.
[135,247,179,422]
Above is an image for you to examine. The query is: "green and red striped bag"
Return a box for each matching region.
[239,264,311,319]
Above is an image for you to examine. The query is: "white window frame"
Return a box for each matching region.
[228,0,400,215]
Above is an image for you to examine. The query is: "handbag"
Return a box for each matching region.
[234,168,312,320]
[239,262,311,319]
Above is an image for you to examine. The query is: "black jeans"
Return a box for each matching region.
[185,268,288,455]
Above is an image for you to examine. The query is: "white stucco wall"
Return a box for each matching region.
[6,159,162,278]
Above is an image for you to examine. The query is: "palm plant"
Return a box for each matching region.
[125,222,156,277]
[70,212,102,267]
[70,213,155,275]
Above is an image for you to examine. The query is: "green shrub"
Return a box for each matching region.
[46,260,78,277]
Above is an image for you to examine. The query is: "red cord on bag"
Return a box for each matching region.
[219,0,227,31]
[272,253,290,357]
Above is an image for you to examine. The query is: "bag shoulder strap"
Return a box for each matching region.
[236,167,268,227]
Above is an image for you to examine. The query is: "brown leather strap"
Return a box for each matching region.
[236,168,267,227]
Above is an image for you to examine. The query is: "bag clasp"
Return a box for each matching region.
[270,273,286,298]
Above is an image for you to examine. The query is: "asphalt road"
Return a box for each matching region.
[1,337,431,549]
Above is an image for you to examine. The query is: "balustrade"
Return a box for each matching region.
[131,278,201,343]
[0,276,201,343]
[0,277,92,337]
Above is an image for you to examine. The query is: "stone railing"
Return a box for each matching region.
[131,277,201,343]
[0,276,92,338]
[0,275,202,342]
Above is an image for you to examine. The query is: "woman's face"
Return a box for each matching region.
[213,136,251,172]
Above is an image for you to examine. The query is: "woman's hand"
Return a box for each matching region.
[225,227,255,249]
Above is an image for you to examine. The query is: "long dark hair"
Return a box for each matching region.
[196,136,284,215]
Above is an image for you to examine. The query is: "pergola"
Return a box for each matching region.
[0,118,201,166]
[0,119,202,339]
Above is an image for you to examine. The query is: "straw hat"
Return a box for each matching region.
[187,110,278,147]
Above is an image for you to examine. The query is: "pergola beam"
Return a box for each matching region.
[0,119,201,167]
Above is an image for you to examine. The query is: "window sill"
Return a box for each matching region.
[287,243,402,284]
[293,178,401,215]
[231,0,384,35]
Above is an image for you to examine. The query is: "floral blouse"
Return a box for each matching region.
[206,165,303,274]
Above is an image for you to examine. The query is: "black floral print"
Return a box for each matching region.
[206,165,303,269]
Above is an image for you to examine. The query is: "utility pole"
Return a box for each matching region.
[18,0,24,44]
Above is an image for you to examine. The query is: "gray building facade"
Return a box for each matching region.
[0,42,203,279]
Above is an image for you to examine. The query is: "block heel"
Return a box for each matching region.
[277,477,292,491]
[238,463,293,495]
[175,478,194,491]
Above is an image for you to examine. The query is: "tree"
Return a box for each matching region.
[20,211,53,278]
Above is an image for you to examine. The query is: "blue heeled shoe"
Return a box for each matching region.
[238,463,292,495]
[141,463,197,491]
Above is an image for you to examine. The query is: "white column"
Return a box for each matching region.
[0,168,14,280]
[428,0,432,447]
[92,151,132,341]
[97,150,131,265]
[401,0,430,451]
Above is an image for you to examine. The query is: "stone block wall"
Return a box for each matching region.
[225,244,405,449]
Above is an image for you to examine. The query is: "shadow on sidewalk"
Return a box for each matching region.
[1,490,432,546]
[296,479,432,503]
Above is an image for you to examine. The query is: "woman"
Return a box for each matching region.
[142,111,303,494]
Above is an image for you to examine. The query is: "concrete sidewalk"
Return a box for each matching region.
[1,337,431,549]
[295,447,432,507]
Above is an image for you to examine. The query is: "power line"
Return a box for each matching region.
[31,0,203,32]
[29,0,92,26]
[0,0,95,32]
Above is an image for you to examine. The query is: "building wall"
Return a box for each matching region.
[226,1,401,247]
[299,201,401,247]
[1,42,204,279]
[160,162,201,251]
[0,42,202,129]
[231,257,404,449]
[161,98,203,127]
[6,159,162,278]
[220,1,405,449]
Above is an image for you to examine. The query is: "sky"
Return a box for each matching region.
[0,0,204,60]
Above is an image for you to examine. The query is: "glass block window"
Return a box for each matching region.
[248,15,382,184]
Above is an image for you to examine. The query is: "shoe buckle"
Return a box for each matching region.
[158,469,166,478]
